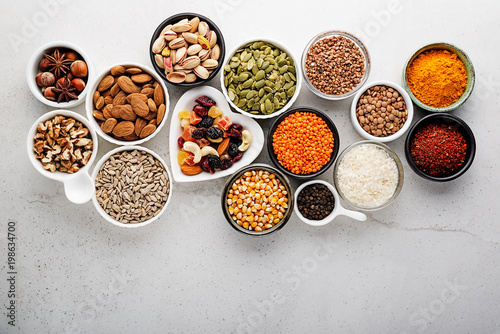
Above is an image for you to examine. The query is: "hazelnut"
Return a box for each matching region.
[71,60,88,77]
[35,73,43,86]
[39,58,51,71]
[71,78,86,92]
[44,87,57,101]
[65,51,79,62]
[40,72,55,87]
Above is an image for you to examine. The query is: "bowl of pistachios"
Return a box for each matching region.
[150,12,225,87]
[220,39,302,119]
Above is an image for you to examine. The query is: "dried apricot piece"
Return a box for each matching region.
[190,111,202,125]
[178,110,190,119]
[177,151,190,165]
[208,106,223,118]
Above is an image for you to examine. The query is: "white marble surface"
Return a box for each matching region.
[1,0,499,333]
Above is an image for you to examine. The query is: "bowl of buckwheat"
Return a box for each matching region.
[301,30,370,100]
[350,80,414,142]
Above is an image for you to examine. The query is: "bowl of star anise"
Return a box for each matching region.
[27,41,93,108]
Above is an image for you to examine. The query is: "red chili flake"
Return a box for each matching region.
[410,123,467,176]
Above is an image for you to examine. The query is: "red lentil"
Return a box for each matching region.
[272,112,334,174]
[410,123,467,176]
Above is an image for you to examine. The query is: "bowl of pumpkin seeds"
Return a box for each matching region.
[220,39,302,119]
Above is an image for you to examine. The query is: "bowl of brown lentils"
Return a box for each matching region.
[301,30,370,100]
[350,81,414,142]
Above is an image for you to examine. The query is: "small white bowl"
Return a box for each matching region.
[26,109,98,204]
[91,146,173,228]
[294,180,366,226]
[26,41,94,108]
[85,62,170,146]
[350,80,414,142]
[220,38,302,120]
[169,86,264,183]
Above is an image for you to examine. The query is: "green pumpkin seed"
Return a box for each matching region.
[288,72,296,81]
[273,49,279,57]
[273,97,280,108]
[257,58,264,68]
[240,89,250,97]
[242,79,253,89]
[246,90,256,99]
[224,64,231,72]
[264,65,274,74]
[268,72,278,81]
[279,65,288,74]
[287,86,296,97]
[280,92,287,99]
[255,79,266,89]
[252,64,259,75]
[228,90,235,101]
[265,99,273,112]
[264,86,273,93]
[255,70,265,81]
[265,80,275,88]
[283,81,294,90]
[230,61,240,68]
[237,98,247,108]
[238,73,249,82]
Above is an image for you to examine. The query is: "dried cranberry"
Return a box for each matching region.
[193,105,208,117]
[191,128,207,139]
[226,124,243,138]
[195,95,216,107]
[201,157,215,174]
[220,158,233,170]
[177,136,185,148]
[232,153,243,162]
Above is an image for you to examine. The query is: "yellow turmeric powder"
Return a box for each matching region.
[407,49,467,108]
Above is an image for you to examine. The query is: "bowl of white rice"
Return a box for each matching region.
[333,140,403,211]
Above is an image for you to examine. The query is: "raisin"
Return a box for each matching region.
[226,124,243,138]
[207,127,223,139]
[196,116,214,128]
[191,128,207,139]
[193,105,208,117]
[228,143,240,158]
[232,153,243,162]
[195,96,216,107]
[207,155,222,169]
[200,157,215,174]
[177,136,185,148]
[220,158,233,170]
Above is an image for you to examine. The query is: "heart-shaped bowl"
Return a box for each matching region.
[169,86,264,182]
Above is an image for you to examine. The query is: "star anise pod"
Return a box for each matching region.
[43,49,73,79]
[52,77,78,103]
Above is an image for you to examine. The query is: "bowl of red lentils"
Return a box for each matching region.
[221,163,294,236]
[301,30,370,100]
[267,107,340,179]
[350,81,414,142]
[404,113,476,182]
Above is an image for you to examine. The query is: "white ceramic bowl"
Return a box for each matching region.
[350,80,414,142]
[294,180,366,226]
[85,62,170,146]
[26,109,98,204]
[26,41,94,108]
[91,146,173,228]
[169,86,264,183]
[220,38,302,120]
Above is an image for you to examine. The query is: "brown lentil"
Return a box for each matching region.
[226,170,289,232]
[305,35,365,95]
[356,85,408,137]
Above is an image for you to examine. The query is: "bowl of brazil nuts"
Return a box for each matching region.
[220,39,302,119]
[91,146,173,228]
[302,30,370,100]
[221,163,294,236]
[350,81,414,142]
[85,63,170,146]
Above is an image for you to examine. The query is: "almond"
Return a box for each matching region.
[154,85,164,106]
[157,103,166,124]
[102,104,114,119]
[148,98,157,112]
[117,76,140,94]
[126,67,143,75]
[123,133,140,141]
[148,119,157,126]
[139,124,156,138]
[126,93,148,104]
[217,137,230,155]
[112,121,135,137]
[113,90,127,105]
[131,96,149,117]
[144,109,157,121]
[140,87,155,98]
[93,110,105,121]
[181,164,203,175]
[95,96,105,109]
[118,105,137,121]
[131,74,152,84]
[93,91,100,105]
[101,118,117,133]
[104,95,113,105]
[135,118,147,136]
[110,105,122,119]
[97,75,114,92]
[110,65,126,76]
[110,83,121,97]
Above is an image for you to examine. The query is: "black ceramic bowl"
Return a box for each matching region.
[404,113,476,182]
[149,12,225,87]
[221,163,294,237]
[267,107,340,180]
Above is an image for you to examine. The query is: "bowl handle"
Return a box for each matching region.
[62,172,94,204]
[336,206,367,221]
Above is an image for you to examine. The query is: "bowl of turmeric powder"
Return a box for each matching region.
[402,42,475,112]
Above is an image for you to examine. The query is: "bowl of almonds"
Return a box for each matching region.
[150,13,225,86]
[85,63,169,145]
[350,80,414,142]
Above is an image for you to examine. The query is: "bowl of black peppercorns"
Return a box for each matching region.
[294,180,366,226]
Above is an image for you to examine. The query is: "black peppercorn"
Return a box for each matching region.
[297,184,335,220]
